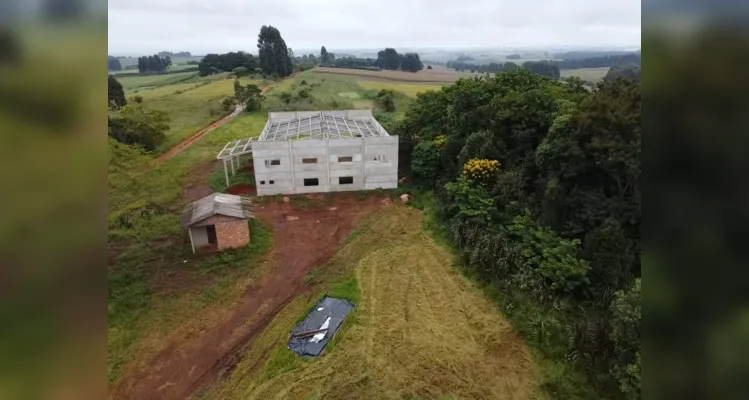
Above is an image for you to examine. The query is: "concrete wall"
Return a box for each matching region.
[252,136,398,195]
[216,220,251,250]
[190,226,209,251]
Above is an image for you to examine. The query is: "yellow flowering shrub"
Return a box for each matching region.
[462,158,500,184]
[434,135,447,151]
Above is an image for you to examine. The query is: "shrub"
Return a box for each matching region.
[107,105,169,151]
[280,91,292,104]
[299,79,308,86]
[411,140,441,185]
[610,279,641,399]
[462,158,500,186]
[133,95,143,104]
[298,88,311,99]
[375,89,396,112]
[427,65,433,69]
[434,135,447,151]
[507,213,591,298]
[444,176,495,225]
[222,97,237,112]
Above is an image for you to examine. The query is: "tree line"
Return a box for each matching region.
[446,60,560,79]
[447,52,641,79]
[108,56,123,71]
[400,70,640,399]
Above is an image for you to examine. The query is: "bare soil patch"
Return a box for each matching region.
[183,160,220,201]
[110,193,385,400]
[227,184,257,196]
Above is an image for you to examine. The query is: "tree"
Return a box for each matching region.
[108,56,123,71]
[198,52,258,76]
[233,79,265,112]
[108,75,127,109]
[376,48,401,70]
[400,53,424,72]
[427,65,433,69]
[137,54,171,73]
[257,25,293,77]
[107,105,170,151]
[320,46,329,64]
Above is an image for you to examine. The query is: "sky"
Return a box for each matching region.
[108,0,641,56]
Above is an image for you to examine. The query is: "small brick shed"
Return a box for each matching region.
[181,193,253,254]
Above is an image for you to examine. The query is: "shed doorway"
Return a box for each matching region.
[206,225,217,245]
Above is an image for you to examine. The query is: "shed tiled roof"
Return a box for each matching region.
[181,193,251,229]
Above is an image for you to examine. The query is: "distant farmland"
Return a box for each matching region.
[560,67,610,83]
[313,66,471,83]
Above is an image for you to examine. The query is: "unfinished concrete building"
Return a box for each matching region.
[181,193,253,254]
[217,110,398,196]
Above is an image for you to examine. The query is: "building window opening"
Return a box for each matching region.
[338,156,353,163]
[304,178,319,186]
[339,176,354,185]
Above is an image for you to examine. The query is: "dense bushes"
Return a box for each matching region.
[401,69,640,397]
[108,105,170,151]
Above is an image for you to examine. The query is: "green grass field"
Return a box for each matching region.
[114,74,261,153]
[357,80,443,97]
[116,71,198,91]
[560,67,610,83]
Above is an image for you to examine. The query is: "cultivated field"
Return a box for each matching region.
[560,67,610,83]
[313,66,471,83]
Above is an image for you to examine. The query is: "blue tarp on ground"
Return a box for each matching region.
[288,296,355,357]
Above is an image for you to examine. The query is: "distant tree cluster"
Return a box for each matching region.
[375,48,424,72]
[158,51,192,58]
[108,56,123,71]
[137,54,171,73]
[447,60,520,74]
[556,53,641,69]
[257,25,294,78]
[522,60,560,80]
[506,54,522,60]
[199,51,258,76]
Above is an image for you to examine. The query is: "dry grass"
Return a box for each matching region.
[209,207,540,400]
[314,66,469,83]
[560,67,610,83]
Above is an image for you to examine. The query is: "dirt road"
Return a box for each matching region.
[110,195,385,400]
[155,78,290,165]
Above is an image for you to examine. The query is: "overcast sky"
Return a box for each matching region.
[108,0,641,56]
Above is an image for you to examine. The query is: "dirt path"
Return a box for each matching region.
[110,195,385,400]
[155,78,292,165]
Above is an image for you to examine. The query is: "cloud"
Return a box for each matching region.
[107,0,640,55]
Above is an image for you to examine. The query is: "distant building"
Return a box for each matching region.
[217,110,399,196]
[181,193,252,254]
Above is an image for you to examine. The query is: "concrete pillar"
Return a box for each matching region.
[223,159,230,188]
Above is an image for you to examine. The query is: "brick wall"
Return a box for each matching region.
[216,219,251,250]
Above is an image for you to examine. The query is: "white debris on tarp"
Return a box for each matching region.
[309,317,331,343]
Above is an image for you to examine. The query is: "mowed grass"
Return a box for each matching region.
[560,67,610,83]
[207,207,540,400]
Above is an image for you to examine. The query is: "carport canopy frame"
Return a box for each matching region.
[216,138,255,188]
